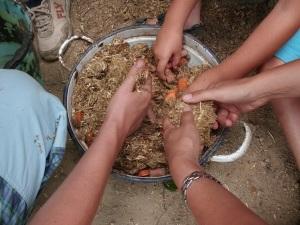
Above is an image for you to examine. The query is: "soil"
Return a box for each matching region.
[33,0,300,225]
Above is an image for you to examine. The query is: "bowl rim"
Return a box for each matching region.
[63,24,225,183]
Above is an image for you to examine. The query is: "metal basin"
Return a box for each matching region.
[64,25,225,183]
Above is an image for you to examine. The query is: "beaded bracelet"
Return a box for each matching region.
[181,171,222,205]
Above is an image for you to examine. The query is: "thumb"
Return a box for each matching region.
[163,118,175,138]
[182,89,221,104]
[172,52,181,68]
[180,104,195,127]
[120,59,145,92]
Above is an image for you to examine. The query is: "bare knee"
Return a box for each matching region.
[271,98,300,168]
[271,99,286,119]
[271,98,298,117]
[259,57,284,72]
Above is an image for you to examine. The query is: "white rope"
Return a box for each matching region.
[210,121,252,163]
[58,35,93,70]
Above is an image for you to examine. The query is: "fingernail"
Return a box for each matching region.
[182,94,193,101]
[225,119,232,127]
[183,103,192,112]
[135,60,144,68]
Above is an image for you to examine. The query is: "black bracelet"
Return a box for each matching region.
[181,171,222,205]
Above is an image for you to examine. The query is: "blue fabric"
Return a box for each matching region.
[0,176,28,225]
[0,69,67,224]
[275,30,300,63]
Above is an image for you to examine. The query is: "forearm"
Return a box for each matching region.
[249,60,300,101]
[215,0,300,80]
[163,0,199,32]
[29,121,125,225]
[171,160,268,225]
[187,174,267,225]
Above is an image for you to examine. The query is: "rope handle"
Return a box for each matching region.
[58,35,94,71]
[210,122,252,163]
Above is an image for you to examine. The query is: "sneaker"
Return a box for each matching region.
[31,0,71,61]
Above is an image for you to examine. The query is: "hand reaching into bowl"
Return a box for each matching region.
[153,26,183,81]
[183,70,290,127]
[105,59,152,138]
[163,104,203,187]
[162,103,268,225]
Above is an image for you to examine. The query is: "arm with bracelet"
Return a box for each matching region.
[163,105,268,225]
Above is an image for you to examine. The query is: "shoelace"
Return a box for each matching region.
[30,0,52,34]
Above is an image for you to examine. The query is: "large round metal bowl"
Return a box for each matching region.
[64,25,225,183]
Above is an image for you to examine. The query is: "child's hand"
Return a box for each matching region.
[187,67,235,128]
[163,104,203,186]
[183,77,268,127]
[187,67,224,93]
[105,60,152,138]
[163,105,203,164]
[153,27,183,81]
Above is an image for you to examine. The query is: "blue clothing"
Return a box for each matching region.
[275,29,300,63]
[0,69,67,225]
[0,176,28,225]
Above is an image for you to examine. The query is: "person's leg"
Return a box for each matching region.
[260,57,300,168]
[29,0,72,61]
[0,69,67,224]
[183,0,202,30]
[272,98,300,168]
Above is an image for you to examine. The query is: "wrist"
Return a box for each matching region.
[214,63,244,81]
[201,67,226,86]
[209,66,228,81]
[244,76,271,103]
[161,21,183,35]
[252,71,287,101]
[245,76,259,99]
[89,119,126,159]
[169,156,203,188]
[162,10,184,33]
[102,117,127,142]
[164,0,198,33]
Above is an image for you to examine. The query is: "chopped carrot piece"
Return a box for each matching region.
[138,169,150,177]
[177,77,189,92]
[149,168,166,177]
[178,57,188,67]
[164,89,177,102]
[73,111,84,128]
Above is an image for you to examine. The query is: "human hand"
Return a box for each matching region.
[153,26,183,81]
[187,67,230,128]
[183,77,269,127]
[104,60,152,139]
[187,67,224,93]
[163,104,203,186]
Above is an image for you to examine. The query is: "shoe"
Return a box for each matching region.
[31,0,71,61]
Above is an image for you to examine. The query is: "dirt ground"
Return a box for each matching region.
[33,0,300,225]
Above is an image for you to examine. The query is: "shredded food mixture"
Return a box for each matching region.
[72,39,217,176]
